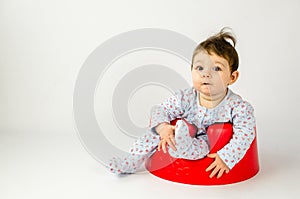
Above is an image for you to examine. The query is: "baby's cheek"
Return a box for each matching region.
[192,79,201,88]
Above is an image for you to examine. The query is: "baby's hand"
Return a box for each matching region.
[156,123,176,153]
[206,153,230,178]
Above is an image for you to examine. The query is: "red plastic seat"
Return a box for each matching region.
[145,120,259,185]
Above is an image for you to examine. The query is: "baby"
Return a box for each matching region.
[108,28,256,179]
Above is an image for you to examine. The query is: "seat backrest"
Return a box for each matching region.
[206,123,233,153]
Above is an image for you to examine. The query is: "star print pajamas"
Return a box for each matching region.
[108,87,256,174]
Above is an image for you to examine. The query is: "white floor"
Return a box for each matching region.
[1,126,299,199]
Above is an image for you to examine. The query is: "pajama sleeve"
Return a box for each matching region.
[148,89,186,134]
[217,101,256,169]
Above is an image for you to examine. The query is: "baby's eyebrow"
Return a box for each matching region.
[215,61,227,67]
[193,60,202,64]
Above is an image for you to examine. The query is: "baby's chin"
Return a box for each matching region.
[197,89,223,98]
[199,91,215,97]
[196,87,214,95]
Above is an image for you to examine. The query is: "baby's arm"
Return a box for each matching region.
[149,89,186,133]
[149,90,189,152]
[217,101,256,169]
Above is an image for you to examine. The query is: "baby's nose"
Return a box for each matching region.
[200,70,211,78]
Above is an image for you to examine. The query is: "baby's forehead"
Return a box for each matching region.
[193,51,229,66]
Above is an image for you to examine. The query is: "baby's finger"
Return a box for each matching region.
[207,153,216,158]
[167,138,177,151]
[157,141,161,151]
[161,140,167,153]
[209,166,220,178]
[206,161,216,172]
[170,135,176,146]
[217,168,225,179]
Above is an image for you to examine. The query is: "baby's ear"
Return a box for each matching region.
[229,71,239,85]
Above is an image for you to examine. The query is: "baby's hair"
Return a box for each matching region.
[191,27,239,73]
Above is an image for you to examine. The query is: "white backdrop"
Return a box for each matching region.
[1,0,300,199]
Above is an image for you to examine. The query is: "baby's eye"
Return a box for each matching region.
[196,66,204,71]
[213,66,222,71]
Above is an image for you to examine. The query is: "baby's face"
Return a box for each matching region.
[191,51,236,98]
